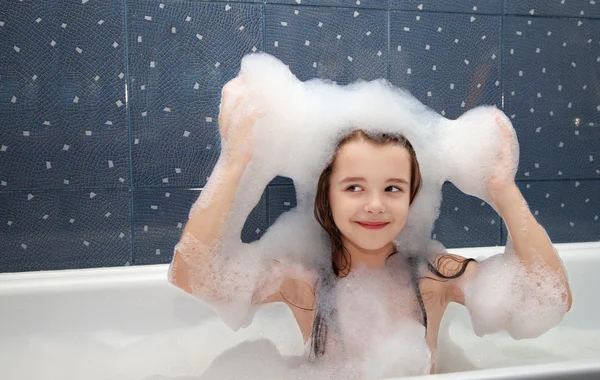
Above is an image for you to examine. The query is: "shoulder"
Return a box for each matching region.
[429,253,478,279]
[422,253,479,306]
[258,260,317,310]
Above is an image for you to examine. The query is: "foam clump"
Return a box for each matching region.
[197,262,432,380]
[171,206,328,331]
[462,239,570,340]
[334,263,432,378]
[199,52,519,263]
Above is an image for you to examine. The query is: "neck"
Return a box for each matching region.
[337,238,396,277]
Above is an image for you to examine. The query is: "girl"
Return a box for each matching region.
[168,78,572,377]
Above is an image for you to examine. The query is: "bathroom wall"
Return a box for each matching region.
[0,0,598,272]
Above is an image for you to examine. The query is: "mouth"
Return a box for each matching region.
[356,221,389,230]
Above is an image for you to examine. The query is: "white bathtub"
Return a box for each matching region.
[1,242,599,380]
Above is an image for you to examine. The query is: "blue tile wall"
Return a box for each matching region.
[133,187,267,265]
[265,5,388,84]
[1,0,598,272]
[0,0,129,190]
[505,0,600,18]
[128,0,263,188]
[433,183,501,248]
[0,189,131,272]
[389,11,502,119]
[267,183,298,225]
[391,0,503,14]
[268,0,386,10]
[501,180,600,244]
[503,16,600,180]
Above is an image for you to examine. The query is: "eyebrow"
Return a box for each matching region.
[338,177,409,185]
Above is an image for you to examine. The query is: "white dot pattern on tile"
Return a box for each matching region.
[504,16,599,180]
[389,11,501,119]
[265,5,386,84]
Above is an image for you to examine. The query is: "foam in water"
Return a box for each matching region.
[167,52,569,379]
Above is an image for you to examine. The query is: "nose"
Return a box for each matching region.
[364,194,385,214]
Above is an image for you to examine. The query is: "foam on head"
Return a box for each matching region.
[212,51,519,263]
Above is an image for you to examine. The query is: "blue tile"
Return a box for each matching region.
[389,12,501,119]
[391,0,503,14]
[132,188,197,265]
[502,180,600,243]
[267,184,297,225]
[265,5,388,85]
[128,1,263,188]
[133,187,268,265]
[242,187,269,243]
[269,176,295,186]
[0,189,131,273]
[267,0,387,10]
[500,219,508,245]
[0,0,129,190]
[433,182,501,248]
[503,16,600,180]
[505,0,600,18]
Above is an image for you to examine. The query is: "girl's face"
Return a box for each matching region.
[328,139,412,253]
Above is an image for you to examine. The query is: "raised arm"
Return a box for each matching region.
[444,110,572,339]
[168,78,268,306]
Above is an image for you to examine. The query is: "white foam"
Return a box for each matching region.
[212,52,519,262]
[463,238,569,340]
[335,264,432,378]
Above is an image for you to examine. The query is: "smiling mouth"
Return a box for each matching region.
[356,222,389,230]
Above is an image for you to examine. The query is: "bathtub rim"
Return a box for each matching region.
[1,241,598,295]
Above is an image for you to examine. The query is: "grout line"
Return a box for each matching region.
[123,0,136,266]
[500,3,505,110]
[386,5,390,81]
[261,1,267,52]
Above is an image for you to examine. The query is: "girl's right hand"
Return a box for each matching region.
[218,77,265,165]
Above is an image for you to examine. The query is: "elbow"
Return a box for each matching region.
[168,251,231,304]
[168,252,194,294]
[565,286,573,312]
[556,269,572,313]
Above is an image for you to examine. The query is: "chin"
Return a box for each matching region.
[348,236,395,252]
[340,224,402,252]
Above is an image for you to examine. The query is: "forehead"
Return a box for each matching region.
[332,140,411,179]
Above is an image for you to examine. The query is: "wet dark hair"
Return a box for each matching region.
[310,129,476,358]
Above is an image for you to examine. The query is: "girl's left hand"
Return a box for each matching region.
[486,110,519,204]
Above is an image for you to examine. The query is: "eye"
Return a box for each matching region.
[346,185,362,192]
[386,186,403,193]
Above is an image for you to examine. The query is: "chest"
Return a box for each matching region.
[286,274,449,357]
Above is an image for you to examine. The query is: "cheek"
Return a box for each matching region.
[330,199,362,235]
[330,198,352,225]
[391,198,411,222]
